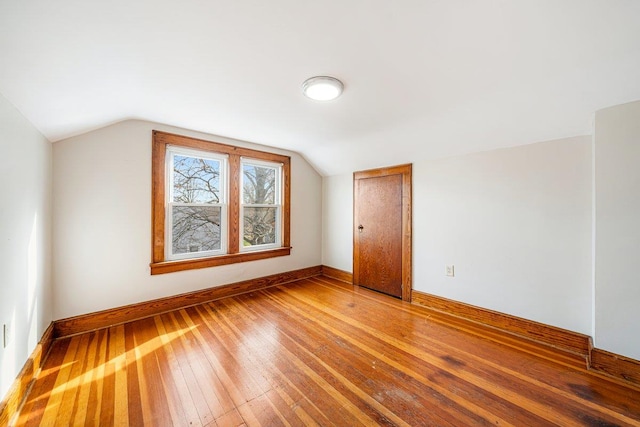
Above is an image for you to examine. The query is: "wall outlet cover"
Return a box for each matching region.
[446,265,455,277]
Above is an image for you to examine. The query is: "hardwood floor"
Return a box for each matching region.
[14,276,640,426]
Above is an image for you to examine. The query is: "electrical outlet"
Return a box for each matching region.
[446,265,455,277]
[3,323,9,348]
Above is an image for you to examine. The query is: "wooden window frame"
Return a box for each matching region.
[151,131,291,275]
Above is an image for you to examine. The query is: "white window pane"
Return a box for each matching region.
[173,155,221,203]
[172,205,222,254]
[243,164,276,204]
[243,207,277,247]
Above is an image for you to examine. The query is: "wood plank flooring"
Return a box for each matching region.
[13,276,640,426]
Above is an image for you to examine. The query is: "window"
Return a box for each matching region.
[151,131,291,274]
[167,147,228,260]
[241,159,282,251]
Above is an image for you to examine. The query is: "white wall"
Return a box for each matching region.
[322,174,353,272]
[52,120,322,320]
[0,94,52,400]
[323,136,593,335]
[415,137,593,334]
[594,100,640,359]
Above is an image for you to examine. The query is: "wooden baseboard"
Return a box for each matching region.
[54,265,323,338]
[0,322,55,426]
[411,290,592,357]
[410,291,640,387]
[591,348,640,386]
[321,265,353,283]
[324,278,639,386]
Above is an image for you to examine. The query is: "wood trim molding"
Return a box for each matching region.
[150,247,291,275]
[151,130,292,274]
[0,322,55,426]
[153,131,292,163]
[591,348,640,386]
[411,290,592,357]
[227,154,241,255]
[401,165,412,302]
[321,265,353,283]
[54,265,322,338]
[411,290,640,387]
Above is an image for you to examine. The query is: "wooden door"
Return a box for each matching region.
[353,164,412,300]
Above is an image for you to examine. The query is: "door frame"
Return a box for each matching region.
[353,163,412,301]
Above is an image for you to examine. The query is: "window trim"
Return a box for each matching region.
[151,130,291,275]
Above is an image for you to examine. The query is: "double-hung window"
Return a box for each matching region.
[241,158,282,251]
[167,147,228,260]
[151,131,291,274]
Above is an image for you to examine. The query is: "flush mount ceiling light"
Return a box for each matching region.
[302,76,344,101]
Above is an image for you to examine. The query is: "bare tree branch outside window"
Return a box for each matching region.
[243,164,278,246]
[173,155,220,203]
[171,155,222,254]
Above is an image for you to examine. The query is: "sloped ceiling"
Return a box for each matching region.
[1,0,639,175]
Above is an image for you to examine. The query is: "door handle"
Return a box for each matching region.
[358,225,364,232]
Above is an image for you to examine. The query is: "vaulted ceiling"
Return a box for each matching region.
[1,1,639,175]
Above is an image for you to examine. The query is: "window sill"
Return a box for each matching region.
[150,247,291,275]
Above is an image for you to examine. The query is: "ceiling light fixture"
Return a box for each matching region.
[302,76,344,101]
